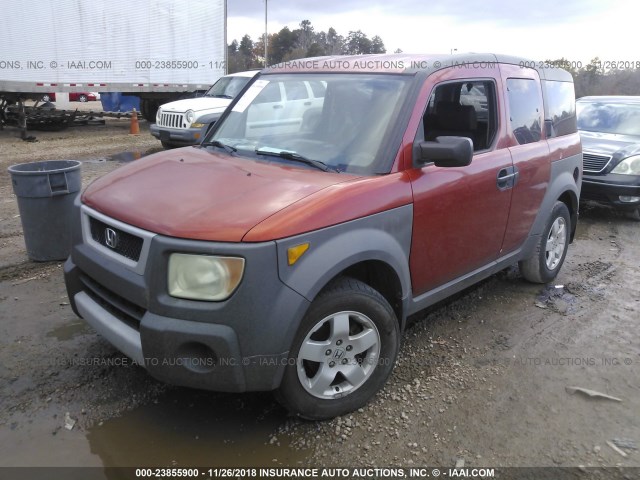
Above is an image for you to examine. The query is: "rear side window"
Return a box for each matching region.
[542,80,577,137]
[506,78,543,144]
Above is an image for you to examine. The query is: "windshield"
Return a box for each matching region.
[205,73,413,175]
[577,101,640,136]
[205,75,252,98]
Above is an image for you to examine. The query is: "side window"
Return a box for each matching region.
[422,79,498,152]
[283,81,308,100]
[309,80,327,98]
[542,80,577,137]
[506,78,543,144]
[253,81,282,104]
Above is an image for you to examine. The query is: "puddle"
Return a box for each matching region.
[46,320,90,341]
[86,389,310,468]
[82,148,162,164]
[535,284,579,314]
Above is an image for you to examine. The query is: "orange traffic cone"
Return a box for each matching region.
[129,108,140,135]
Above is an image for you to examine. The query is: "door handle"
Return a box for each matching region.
[273,104,283,109]
[497,166,518,190]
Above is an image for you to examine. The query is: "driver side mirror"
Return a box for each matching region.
[415,136,473,168]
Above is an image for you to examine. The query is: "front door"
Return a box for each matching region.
[408,68,515,295]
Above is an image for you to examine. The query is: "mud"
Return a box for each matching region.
[0,124,638,473]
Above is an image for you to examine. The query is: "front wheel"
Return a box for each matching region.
[519,201,571,283]
[276,277,399,420]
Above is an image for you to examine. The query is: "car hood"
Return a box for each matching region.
[81,147,356,242]
[579,130,640,158]
[160,97,232,114]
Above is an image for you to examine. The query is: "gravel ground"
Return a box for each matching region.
[0,117,638,474]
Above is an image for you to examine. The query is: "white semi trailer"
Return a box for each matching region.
[0,0,227,136]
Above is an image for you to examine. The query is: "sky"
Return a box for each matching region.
[227,0,636,65]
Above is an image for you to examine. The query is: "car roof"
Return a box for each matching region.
[578,95,640,103]
[227,70,260,78]
[263,53,573,82]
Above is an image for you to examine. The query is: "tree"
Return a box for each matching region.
[237,35,255,70]
[269,27,299,64]
[325,27,344,55]
[296,19,315,51]
[306,43,325,58]
[345,30,372,55]
[227,21,388,68]
[371,36,386,54]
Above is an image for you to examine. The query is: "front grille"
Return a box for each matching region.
[80,274,146,330]
[583,152,612,173]
[158,112,187,129]
[89,217,143,262]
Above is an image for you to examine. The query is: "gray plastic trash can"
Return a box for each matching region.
[8,160,82,261]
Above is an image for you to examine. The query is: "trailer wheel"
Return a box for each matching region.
[141,99,160,122]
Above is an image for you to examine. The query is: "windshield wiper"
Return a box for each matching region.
[207,94,233,99]
[200,140,237,155]
[255,147,339,173]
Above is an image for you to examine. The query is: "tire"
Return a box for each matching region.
[625,207,640,221]
[78,95,88,102]
[276,277,399,420]
[141,99,160,122]
[41,95,51,102]
[519,201,571,283]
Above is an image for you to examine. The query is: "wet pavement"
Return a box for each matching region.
[86,390,309,468]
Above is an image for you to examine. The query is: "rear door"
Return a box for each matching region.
[498,65,551,253]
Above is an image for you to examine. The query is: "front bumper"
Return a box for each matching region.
[64,205,310,393]
[581,172,640,208]
[149,123,209,146]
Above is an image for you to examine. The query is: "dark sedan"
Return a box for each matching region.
[577,96,640,218]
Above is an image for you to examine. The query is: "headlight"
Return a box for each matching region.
[185,109,195,124]
[156,107,162,123]
[611,155,640,175]
[168,254,245,301]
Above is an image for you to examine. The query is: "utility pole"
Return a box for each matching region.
[264,0,268,67]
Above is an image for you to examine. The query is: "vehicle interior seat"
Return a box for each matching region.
[425,101,480,150]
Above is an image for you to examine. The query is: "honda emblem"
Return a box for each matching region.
[105,228,118,249]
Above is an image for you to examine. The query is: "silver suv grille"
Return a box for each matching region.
[583,152,612,173]
[158,111,187,129]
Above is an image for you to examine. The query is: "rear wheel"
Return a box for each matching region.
[78,94,88,102]
[276,277,399,420]
[519,201,571,283]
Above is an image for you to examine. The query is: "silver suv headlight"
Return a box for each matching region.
[185,109,195,124]
[156,107,163,123]
[611,155,640,175]
[168,253,245,301]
